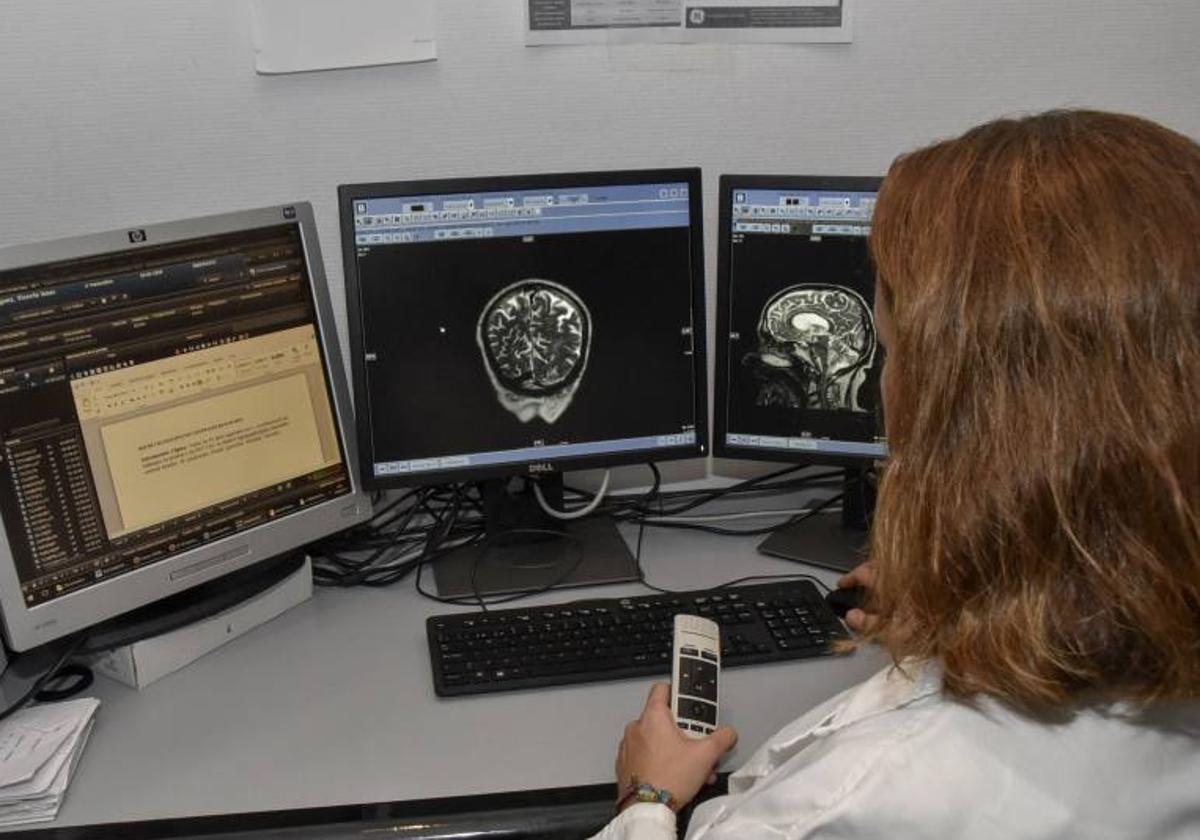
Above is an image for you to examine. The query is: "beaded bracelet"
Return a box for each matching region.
[615,776,678,813]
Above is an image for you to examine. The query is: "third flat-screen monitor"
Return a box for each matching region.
[338,169,708,489]
[714,175,887,466]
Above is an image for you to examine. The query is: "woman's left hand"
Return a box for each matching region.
[615,683,738,811]
[837,561,879,634]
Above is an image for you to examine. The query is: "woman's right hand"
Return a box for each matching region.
[836,562,878,634]
[615,683,738,812]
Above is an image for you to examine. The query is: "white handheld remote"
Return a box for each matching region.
[671,614,721,739]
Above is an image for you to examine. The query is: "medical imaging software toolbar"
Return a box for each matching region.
[353,183,691,248]
[350,181,701,480]
[732,189,876,237]
[724,186,888,460]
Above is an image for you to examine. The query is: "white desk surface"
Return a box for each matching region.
[30,521,888,830]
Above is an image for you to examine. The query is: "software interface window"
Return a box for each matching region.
[0,225,352,606]
[723,187,887,459]
[350,182,701,479]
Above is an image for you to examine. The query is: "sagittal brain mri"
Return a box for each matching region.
[742,284,876,413]
[476,279,592,423]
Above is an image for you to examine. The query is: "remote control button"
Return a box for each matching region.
[686,699,717,725]
[681,646,700,657]
[691,660,718,701]
[700,651,718,662]
[678,661,698,695]
[689,723,706,733]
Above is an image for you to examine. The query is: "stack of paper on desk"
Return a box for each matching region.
[0,698,99,827]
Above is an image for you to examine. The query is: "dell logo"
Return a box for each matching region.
[282,206,297,220]
[528,462,556,475]
[127,229,147,244]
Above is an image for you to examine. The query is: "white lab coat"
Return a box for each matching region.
[591,660,1200,839]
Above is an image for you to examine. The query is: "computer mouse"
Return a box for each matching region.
[824,586,866,619]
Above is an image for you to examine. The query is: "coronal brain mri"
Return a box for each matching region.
[742,284,876,413]
[476,279,592,423]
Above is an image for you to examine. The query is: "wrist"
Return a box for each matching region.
[616,777,679,813]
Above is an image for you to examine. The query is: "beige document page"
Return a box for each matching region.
[100,374,325,534]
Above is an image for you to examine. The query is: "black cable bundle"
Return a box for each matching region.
[306,464,848,605]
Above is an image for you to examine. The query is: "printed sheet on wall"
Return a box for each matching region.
[526,0,853,45]
[252,0,436,74]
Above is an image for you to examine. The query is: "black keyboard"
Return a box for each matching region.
[427,579,851,697]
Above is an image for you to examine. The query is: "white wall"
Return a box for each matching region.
[2,0,1197,484]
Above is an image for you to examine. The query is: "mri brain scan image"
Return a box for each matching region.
[742,284,876,413]
[476,279,592,423]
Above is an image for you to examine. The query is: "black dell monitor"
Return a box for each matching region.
[338,169,707,597]
[713,175,886,572]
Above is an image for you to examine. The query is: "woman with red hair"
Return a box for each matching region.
[593,110,1200,839]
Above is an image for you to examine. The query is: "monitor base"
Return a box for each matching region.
[757,511,869,574]
[433,516,639,600]
[0,553,308,713]
[79,550,307,654]
[0,635,79,714]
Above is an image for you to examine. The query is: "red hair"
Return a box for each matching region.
[865,111,1200,708]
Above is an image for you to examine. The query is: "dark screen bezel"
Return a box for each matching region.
[713,174,885,469]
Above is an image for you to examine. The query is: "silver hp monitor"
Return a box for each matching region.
[0,204,370,651]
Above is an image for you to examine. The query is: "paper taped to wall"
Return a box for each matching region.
[252,0,436,74]
[526,0,853,45]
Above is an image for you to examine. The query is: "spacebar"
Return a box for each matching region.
[530,657,642,677]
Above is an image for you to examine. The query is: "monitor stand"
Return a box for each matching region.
[0,635,77,713]
[0,551,305,713]
[78,550,306,654]
[432,476,640,600]
[757,467,875,574]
